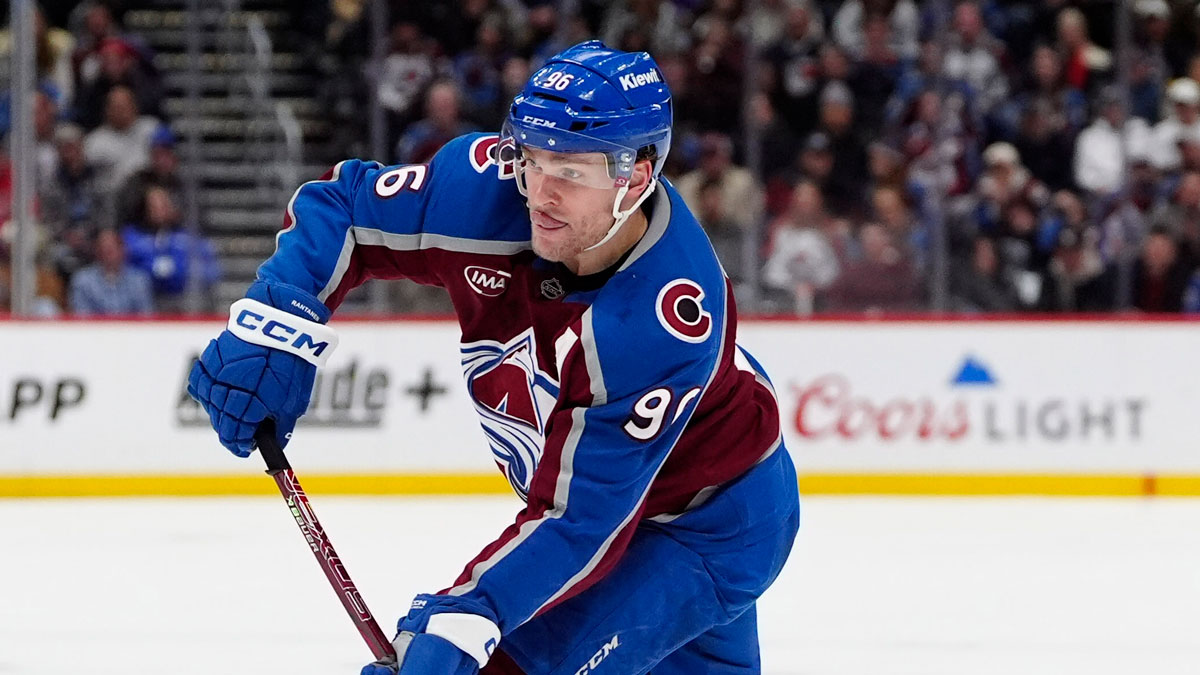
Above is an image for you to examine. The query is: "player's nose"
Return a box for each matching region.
[526,173,559,207]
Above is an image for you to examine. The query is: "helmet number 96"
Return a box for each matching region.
[543,71,575,91]
[622,386,702,441]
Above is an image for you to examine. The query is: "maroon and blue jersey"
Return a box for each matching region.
[259,133,784,635]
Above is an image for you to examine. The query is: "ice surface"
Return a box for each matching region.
[2,496,1198,674]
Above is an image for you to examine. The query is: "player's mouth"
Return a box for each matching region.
[532,210,568,231]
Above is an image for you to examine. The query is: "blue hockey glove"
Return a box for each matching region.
[186,280,338,457]
[360,594,501,675]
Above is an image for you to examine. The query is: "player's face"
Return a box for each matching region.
[521,147,624,264]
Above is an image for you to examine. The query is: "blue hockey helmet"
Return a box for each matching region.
[502,40,673,248]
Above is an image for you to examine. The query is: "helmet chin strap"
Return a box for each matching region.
[583,176,658,252]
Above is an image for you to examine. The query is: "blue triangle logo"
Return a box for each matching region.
[952,356,996,386]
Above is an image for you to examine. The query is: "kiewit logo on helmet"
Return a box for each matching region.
[522,116,558,128]
[619,70,660,91]
[465,266,512,297]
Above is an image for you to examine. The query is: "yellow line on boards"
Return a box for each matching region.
[0,473,513,498]
[2,473,1200,498]
[797,473,1155,496]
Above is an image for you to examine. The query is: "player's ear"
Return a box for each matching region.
[620,159,654,210]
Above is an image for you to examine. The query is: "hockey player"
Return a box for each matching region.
[187,41,799,674]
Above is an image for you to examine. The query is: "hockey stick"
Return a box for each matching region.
[255,423,397,662]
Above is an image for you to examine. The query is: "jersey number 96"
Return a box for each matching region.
[622,386,702,441]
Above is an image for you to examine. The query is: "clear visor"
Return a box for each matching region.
[500,119,638,190]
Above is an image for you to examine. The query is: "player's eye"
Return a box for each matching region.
[560,167,582,180]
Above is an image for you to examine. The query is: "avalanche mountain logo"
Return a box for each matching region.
[462,328,560,499]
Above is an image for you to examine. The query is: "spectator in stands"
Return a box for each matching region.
[676,132,764,235]
[1150,78,1200,173]
[121,186,220,310]
[1037,226,1115,312]
[526,7,591,69]
[0,7,76,107]
[694,178,747,284]
[377,22,440,132]
[889,40,949,127]
[762,181,840,315]
[1013,98,1077,191]
[846,13,903,137]
[521,2,561,66]
[71,2,121,84]
[741,0,798,52]
[495,57,533,123]
[970,141,1049,236]
[34,89,61,186]
[766,180,831,253]
[395,80,477,165]
[993,195,1055,309]
[83,86,160,194]
[1150,171,1200,266]
[40,123,104,281]
[1128,49,1165,124]
[824,222,920,312]
[759,1,825,137]
[34,7,76,106]
[686,15,746,131]
[799,131,836,189]
[1131,227,1193,312]
[115,124,182,230]
[942,0,1008,116]
[899,87,975,197]
[831,0,919,62]
[815,81,868,216]
[995,44,1088,146]
[1093,145,1159,264]
[0,252,65,317]
[452,15,510,126]
[872,185,925,269]
[322,0,369,59]
[68,228,154,316]
[1176,126,1200,176]
[399,0,502,59]
[600,0,692,57]
[747,92,798,188]
[766,130,834,218]
[1075,87,1153,198]
[0,144,64,316]
[949,235,1018,312]
[1129,0,1169,121]
[74,37,162,130]
[865,140,910,196]
[1055,7,1110,94]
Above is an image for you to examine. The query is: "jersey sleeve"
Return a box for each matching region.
[256,133,527,311]
[444,284,727,634]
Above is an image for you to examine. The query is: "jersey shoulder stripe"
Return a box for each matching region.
[419,133,532,246]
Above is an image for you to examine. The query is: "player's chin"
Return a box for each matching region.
[531,238,562,262]
[532,235,575,263]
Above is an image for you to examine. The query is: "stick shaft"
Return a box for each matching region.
[257,429,396,661]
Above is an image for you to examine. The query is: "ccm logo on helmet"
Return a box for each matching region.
[656,279,712,343]
[619,70,661,91]
[465,266,512,297]
[522,115,558,128]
